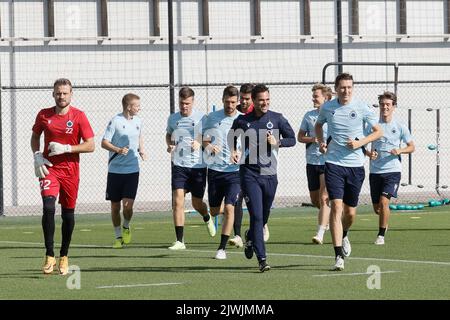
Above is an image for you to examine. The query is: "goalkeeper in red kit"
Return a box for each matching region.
[30,78,95,275]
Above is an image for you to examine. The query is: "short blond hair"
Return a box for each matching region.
[312,83,333,100]
[122,93,140,109]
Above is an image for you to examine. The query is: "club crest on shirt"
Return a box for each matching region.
[266,121,274,129]
[65,120,74,134]
[348,110,357,119]
[391,128,396,134]
[247,122,250,128]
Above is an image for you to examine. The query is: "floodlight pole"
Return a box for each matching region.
[0,64,3,216]
[336,0,343,74]
[435,108,441,197]
[408,108,412,185]
[168,0,175,114]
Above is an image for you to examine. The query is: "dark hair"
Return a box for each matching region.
[222,85,239,100]
[251,84,269,100]
[334,73,353,88]
[312,83,333,101]
[53,78,72,90]
[378,91,397,106]
[122,93,140,109]
[239,83,255,94]
[179,86,195,99]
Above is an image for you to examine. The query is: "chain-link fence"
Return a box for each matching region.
[1,1,450,215]
[1,79,449,216]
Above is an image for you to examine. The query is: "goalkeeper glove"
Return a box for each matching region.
[33,152,53,178]
[48,141,72,156]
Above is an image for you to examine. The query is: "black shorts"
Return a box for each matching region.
[369,172,401,204]
[106,172,140,202]
[207,169,241,207]
[171,165,207,199]
[306,164,325,191]
[325,162,365,207]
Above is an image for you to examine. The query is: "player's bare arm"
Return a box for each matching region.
[166,133,175,153]
[101,139,129,155]
[202,137,221,155]
[347,124,383,150]
[391,140,415,156]
[298,129,318,144]
[138,133,147,160]
[30,132,42,153]
[314,122,327,153]
[191,134,202,151]
[68,137,95,153]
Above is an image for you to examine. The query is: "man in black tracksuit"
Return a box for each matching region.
[229,84,296,272]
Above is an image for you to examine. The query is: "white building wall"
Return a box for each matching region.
[1,0,449,214]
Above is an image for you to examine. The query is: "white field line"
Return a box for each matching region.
[0,210,434,231]
[1,240,450,266]
[97,282,183,289]
[312,271,400,277]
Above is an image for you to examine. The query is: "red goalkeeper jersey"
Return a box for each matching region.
[32,106,95,170]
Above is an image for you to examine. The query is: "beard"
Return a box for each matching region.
[56,100,70,108]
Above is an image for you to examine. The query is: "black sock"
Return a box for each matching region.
[175,226,184,242]
[218,234,229,250]
[203,214,210,223]
[60,208,75,257]
[334,246,344,258]
[343,230,348,238]
[234,193,244,236]
[378,227,386,237]
[42,197,56,257]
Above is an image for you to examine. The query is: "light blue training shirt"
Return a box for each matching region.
[366,119,413,174]
[299,108,328,165]
[203,109,241,172]
[166,110,207,168]
[316,98,379,167]
[103,113,142,174]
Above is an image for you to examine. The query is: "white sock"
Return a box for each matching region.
[123,219,130,229]
[114,226,122,239]
[317,225,327,238]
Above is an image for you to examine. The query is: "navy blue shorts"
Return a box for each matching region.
[171,165,207,198]
[106,172,140,202]
[369,172,401,204]
[207,169,241,207]
[306,164,325,191]
[325,162,365,207]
